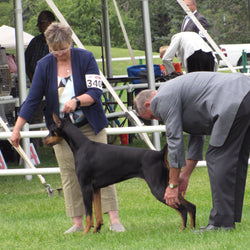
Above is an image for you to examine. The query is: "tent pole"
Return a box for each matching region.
[14,0,32,180]
[102,0,113,78]
[141,0,161,151]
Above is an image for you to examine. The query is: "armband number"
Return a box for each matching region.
[86,74,102,90]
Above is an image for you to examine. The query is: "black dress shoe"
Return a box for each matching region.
[194,224,235,234]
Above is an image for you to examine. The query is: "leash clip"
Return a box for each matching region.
[44,183,54,196]
[59,112,65,119]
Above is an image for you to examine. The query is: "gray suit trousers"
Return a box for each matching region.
[206,91,250,227]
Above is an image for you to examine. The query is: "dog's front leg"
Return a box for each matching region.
[82,215,93,235]
[93,188,103,233]
[81,185,94,235]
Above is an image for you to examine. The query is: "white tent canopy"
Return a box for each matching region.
[0,25,33,49]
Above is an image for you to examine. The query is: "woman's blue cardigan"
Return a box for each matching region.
[18,47,108,134]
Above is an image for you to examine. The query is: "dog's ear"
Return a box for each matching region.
[52,113,62,128]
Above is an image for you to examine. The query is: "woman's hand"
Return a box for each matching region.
[62,94,95,113]
[62,99,77,113]
[10,116,27,147]
[10,129,21,147]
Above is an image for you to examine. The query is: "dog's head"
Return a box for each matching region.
[44,113,65,147]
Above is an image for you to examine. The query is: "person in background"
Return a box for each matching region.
[11,22,125,234]
[159,45,182,75]
[134,72,250,233]
[181,0,208,38]
[162,32,217,75]
[25,10,56,81]
[25,10,56,148]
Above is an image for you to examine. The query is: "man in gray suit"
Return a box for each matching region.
[134,72,250,232]
[181,0,208,38]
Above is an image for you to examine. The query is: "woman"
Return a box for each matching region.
[11,22,125,234]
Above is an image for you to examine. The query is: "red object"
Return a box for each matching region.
[159,62,183,75]
[173,62,182,73]
[159,64,167,76]
[221,48,228,57]
[120,134,128,145]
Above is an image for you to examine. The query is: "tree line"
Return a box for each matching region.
[1,0,249,52]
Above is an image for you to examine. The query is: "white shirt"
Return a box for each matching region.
[162,32,217,73]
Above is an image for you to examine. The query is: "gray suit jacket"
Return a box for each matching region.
[151,72,250,168]
[181,12,208,33]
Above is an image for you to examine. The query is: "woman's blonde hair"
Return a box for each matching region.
[44,22,72,47]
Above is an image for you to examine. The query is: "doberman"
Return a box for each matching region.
[44,113,196,235]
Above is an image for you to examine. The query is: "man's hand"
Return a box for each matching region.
[178,174,189,197]
[178,159,198,197]
[164,186,180,208]
[164,167,181,208]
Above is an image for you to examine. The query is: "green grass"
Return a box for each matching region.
[84,45,163,76]
[1,143,250,250]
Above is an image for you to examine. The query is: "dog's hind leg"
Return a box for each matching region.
[174,205,188,231]
[93,188,103,233]
[178,195,196,228]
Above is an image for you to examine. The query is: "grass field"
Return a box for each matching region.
[1,141,250,250]
[84,45,163,76]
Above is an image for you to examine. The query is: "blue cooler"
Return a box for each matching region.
[127,64,162,96]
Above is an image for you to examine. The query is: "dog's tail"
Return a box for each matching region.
[161,143,169,169]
